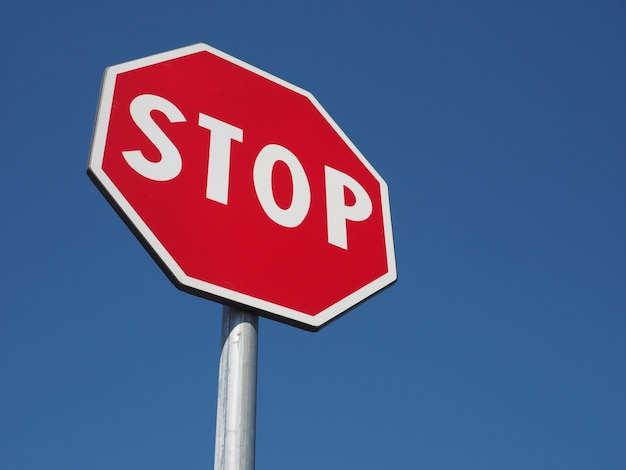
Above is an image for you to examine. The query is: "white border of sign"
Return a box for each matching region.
[88,43,396,331]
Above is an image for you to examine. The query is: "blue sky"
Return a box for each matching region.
[2,1,625,469]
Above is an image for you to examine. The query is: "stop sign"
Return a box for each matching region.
[88,43,396,330]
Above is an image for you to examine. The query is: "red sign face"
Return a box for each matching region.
[88,44,396,330]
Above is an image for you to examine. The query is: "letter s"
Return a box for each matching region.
[122,94,186,181]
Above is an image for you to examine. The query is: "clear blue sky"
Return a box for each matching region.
[2,1,625,469]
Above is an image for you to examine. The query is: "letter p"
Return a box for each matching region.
[325,166,372,250]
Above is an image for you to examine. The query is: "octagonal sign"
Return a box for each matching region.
[88,43,396,330]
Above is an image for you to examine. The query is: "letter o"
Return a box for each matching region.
[253,144,311,228]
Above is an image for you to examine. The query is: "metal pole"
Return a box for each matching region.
[214,305,258,470]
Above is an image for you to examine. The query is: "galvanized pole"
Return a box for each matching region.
[214,305,258,470]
